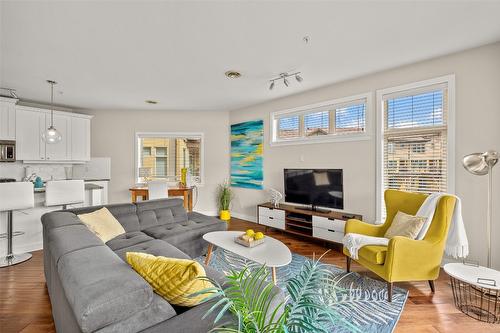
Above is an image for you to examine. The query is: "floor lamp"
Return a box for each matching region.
[462,150,499,268]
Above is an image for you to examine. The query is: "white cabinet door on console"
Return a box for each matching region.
[16,109,46,160]
[258,207,285,230]
[71,117,90,161]
[313,227,345,243]
[312,216,346,232]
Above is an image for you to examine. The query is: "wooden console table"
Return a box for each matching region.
[257,202,362,245]
[129,186,194,211]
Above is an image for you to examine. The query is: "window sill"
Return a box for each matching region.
[270,133,372,147]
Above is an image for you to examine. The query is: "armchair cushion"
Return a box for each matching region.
[359,245,387,265]
[345,245,387,265]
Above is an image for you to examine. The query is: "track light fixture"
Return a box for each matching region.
[268,72,303,90]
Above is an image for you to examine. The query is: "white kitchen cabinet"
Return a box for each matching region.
[71,117,91,161]
[0,97,17,140]
[16,108,47,160]
[15,105,92,163]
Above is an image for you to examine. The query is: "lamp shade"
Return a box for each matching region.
[462,151,499,176]
[42,126,62,144]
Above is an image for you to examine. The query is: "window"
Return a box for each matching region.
[278,116,300,139]
[377,75,455,220]
[272,93,371,145]
[304,111,329,136]
[136,133,204,184]
[335,103,366,134]
[411,143,426,153]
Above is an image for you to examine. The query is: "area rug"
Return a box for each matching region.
[195,248,408,333]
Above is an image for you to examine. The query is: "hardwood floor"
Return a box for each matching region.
[0,218,498,332]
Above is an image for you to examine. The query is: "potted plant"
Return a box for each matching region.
[217,181,233,221]
[194,253,359,333]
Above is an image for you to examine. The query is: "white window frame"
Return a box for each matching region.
[270,93,373,146]
[135,132,205,186]
[375,75,456,222]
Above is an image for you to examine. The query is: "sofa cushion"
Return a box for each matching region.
[106,231,154,251]
[47,224,104,266]
[113,239,191,262]
[96,294,176,333]
[135,198,188,229]
[186,211,227,230]
[41,211,83,232]
[57,246,154,333]
[66,203,141,232]
[143,217,226,243]
[358,245,387,265]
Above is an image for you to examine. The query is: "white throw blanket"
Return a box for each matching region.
[343,193,469,260]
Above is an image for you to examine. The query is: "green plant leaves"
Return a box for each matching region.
[199,251,360,333]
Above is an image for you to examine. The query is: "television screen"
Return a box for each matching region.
[284,169,343,210]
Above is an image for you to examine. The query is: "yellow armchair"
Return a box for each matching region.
[343,189,456,301]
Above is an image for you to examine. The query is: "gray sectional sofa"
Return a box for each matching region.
[42,198,283,333]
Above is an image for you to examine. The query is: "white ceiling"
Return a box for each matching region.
[1,1,500,111]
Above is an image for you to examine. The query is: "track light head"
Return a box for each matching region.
[269,81,275,90]
[283,77,289,87]
[295,74,303,83]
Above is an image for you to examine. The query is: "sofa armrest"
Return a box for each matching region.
[344,219,385,237]
[385,236,442,281]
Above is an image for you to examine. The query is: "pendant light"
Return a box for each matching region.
[42,80,62,144]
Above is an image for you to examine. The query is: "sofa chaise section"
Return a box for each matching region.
[42,198,283,333]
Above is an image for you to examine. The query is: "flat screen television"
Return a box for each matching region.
[284,169,343,210]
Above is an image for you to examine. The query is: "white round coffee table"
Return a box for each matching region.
[203,231,292,285]
[444,263,500,323]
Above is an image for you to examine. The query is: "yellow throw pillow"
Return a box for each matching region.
[126,252,214,307]
[78,207,125,243]
[384,211,427,239]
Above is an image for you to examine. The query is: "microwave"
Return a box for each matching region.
[0,140,16,162]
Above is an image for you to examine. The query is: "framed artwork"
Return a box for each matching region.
[230,120,263,189]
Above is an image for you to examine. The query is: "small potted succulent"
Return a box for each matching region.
[217,180,233,221]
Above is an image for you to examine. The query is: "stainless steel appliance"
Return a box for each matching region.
[0,140,16,162]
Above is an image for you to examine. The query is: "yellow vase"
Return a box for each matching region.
[219,210,231,221]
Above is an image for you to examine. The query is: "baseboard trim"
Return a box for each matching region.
[231,212,257,223]
[194,210,218,217]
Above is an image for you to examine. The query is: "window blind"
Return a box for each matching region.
[278,115,300,139]
[304,111,329,136]
[335,102,366,134]
[383,88,448,197]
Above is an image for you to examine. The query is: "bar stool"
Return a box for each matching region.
[147,180,169,200]
[45,180,85,209]
[0,182,35,267]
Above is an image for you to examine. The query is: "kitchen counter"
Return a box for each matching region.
[34,183,104,193]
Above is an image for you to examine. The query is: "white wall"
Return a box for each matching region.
[81,109,230,215]
[229,42,500,269]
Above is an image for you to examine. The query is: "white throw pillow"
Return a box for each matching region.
[78,207,125,243]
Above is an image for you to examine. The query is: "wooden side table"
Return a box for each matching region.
[129,186,194,211]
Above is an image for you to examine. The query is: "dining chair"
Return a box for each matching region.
[148,180,169,200]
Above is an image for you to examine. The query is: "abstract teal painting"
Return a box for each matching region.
[231,120,263,189]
